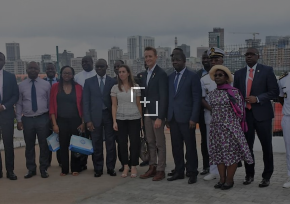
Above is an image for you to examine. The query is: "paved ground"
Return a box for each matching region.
[0,129,289,204]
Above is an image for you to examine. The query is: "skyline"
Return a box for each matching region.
[1,0,290,59]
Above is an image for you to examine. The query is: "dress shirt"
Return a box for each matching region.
[74,69,96,87]
[146,64,157,86]
[16,77,51,122]
[97,74,107,86]
[46,77,58,85]
[174,67,186,91]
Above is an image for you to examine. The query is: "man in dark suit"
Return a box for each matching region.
[139,47,168,181]
[43,63,61,167]
[83,59,117,177]
[196,51,210,175]
[167,52,201,184]
[0,52,19,180]
[234,47,279,187]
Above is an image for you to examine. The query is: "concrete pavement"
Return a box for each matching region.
[0,129,289,204]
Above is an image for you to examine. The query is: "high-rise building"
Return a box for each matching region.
[127,36,155,59]
[108,46,123,64]
[265,36,280,46]
[71,57,83,74]
[4,60,26,75]
[58,50,74,67]
[41,54,53,73]
[177,44,191,58]
[208,27,224,49]
[6,42,20,61]
[86,49,97,58]
[197,47,209,59]
[156,47,171,58]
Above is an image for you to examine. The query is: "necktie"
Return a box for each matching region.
[31,80,38,112]
[246,68,254,110]
[48,78,53,86]
[174,72,180,93]
[100,77,104,93]
[0,92,2,104]
[100,77,106,109]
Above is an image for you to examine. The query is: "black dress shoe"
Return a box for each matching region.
[221,182,234,190]
[140,161,149,167]
[167,173,184,181]
[188,175,197,184]
[24,171,36,179]
[0,172,3,178]
[214,182,225,189]
[119,166,124,172]
[94,170,103,177]
[107,169,117,176]
[167,169,175,176]
[259,178,270,187]
[243,176,254,185]
[6,171,17,180]
[200,168,210,175]
[40,170,49,178]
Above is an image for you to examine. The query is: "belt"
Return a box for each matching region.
[24,112,48,118]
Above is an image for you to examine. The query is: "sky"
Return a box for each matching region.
[1,0,289,60]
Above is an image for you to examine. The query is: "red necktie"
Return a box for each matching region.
[246,68,254,110]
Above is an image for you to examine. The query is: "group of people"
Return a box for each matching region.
[0,44,289,190]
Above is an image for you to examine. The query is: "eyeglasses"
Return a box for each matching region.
[244,52,259,57]
[214,73,225,78]
[95,65,106,69]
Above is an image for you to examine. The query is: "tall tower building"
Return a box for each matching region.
[177,44,191,58]
[208,27,224,49]
[86,49,97,58]
[127,36,155,59]
[108,46,123,63]
[6,42,20,61]
[58,50,74,67]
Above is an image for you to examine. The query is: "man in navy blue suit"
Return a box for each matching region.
[234,47,279,187]
[167,52,201,184]
[0,52,19,180]
[83,59,117,177]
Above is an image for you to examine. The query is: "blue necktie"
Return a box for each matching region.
[0,93,2,104]
[31,80,38,112]
[100,77,104,93]
[174,72,180,93]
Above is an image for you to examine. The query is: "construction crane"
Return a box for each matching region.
[230,32,260,40]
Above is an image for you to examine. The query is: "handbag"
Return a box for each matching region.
[46,132,60,152]
[139,128,149,162]
[70,131,94,156]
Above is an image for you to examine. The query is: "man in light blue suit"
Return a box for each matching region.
[167,52,202,184]
[83,59,117,178]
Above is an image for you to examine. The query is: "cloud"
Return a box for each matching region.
[1,0,289,59]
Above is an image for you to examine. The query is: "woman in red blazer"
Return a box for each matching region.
[49,66,84,176]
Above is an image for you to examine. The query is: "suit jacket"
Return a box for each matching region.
[196,69,206,123]
[83,75,115,127]
[234,63,279,121]
[1,70,19,119]
[141,65,168,120]
[167,68,202,123]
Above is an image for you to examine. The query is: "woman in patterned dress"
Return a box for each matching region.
[208,65,253,190]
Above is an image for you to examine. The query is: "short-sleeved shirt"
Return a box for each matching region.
[278,73,290,116]
[111,84,141,120]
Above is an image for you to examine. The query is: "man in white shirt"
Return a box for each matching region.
[74,56,96,87]
[74,56,96,171]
